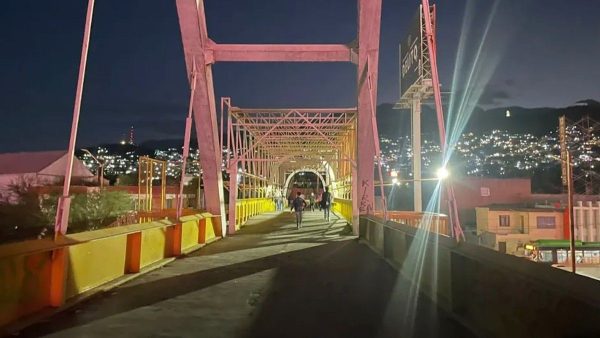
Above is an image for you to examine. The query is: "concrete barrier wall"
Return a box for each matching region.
[360,216,600,337]
[0,213,220,329]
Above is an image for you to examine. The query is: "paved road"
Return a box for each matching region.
[18,211,473,338]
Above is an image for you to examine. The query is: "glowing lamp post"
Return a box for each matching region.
[436,167,449,180]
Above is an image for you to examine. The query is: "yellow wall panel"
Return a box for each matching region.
[181,218,199,251]
[66,236,127,299]
[140,226,168,268]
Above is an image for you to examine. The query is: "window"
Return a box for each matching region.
[536,216,556,229]
[480,187,490,197]
[499,215,510,227]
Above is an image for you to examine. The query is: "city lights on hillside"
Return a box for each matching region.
[78,126,600,181]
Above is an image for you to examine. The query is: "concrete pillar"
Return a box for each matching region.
[411,96,422,212]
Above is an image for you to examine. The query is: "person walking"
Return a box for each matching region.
[292,192,307,229]
[321,186,332,222]
[274,188,283,211]
[309,192,316,212]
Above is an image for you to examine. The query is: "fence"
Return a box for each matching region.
[234,198,275,230]
[332,198,352,223]
[373,210,450,236]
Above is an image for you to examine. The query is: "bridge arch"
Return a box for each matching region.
[283,168,327,197]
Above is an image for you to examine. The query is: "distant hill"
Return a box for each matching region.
[138,139,194,150]
[89,100,600,152]
[377,99,600,138]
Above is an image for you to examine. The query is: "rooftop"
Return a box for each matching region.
[0,150,66,175]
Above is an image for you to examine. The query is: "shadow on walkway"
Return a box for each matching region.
[17,212,472,338]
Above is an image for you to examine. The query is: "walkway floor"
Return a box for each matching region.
[18,211,473,338]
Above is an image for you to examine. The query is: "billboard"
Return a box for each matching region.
[400,7,423,98]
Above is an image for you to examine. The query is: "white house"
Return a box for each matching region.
[0,151,96,200]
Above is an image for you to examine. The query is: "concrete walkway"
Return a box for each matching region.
[18,211,473,338]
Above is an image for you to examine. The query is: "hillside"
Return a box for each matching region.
[377,99,600,138]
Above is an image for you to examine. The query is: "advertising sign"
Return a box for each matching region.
[400,7,423,98]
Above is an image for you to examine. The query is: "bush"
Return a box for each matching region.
[0,184,134,243]
[42,190,134,232]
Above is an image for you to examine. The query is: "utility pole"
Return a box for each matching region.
[54,0,95,237]
[567,150,576,273]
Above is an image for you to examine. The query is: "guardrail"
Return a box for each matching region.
[0,213,221,330]
[332,198,352,223]
[374,211,449,236]
[234,198,275,230]
[360,215,600,337]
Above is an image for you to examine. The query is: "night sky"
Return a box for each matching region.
[1,0,599,152]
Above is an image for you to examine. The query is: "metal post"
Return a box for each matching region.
[567,151,576,273]
[228,167,238,234]
[54,0,95,237]
[421,0,464,240]
[177,61,197,218]
[412,96,422,212]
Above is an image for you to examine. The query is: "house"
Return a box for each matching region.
[452,177,532,226]
[476,204,565,255]
[0,151,96,200]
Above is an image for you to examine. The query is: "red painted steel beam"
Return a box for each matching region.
[176,0,226,233]
[212,43,357,63]
[356,0,382,218]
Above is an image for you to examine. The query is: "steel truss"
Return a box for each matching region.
[175,0,383,235]
[222,99,357,232]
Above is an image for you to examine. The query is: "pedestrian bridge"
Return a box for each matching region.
[5,0,600,336]
[4,208,600,337]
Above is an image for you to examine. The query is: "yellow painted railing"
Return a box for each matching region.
[235,198,275,230]
[332,198,353,224]
[0,213,221,328]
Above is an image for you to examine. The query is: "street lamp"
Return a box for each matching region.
[82,148,104,188]
[436,167,450,180]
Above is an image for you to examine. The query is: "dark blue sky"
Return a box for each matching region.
[0,0,599,152]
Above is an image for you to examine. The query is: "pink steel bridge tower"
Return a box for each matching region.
[174,0,384,234]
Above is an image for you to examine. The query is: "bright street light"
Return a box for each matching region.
[436,167,449,180]
[391,178,398,185]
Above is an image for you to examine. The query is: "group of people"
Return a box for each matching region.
[290,187,332,229]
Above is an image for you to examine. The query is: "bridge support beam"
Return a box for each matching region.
[356,0,382,219]
[412,96,423,212]
[176,0,226,235]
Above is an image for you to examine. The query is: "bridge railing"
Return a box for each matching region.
[360,215,600,337]
[0,213,221,329]
[234,198,275,230]
[373,211,450,236]
[332,198,352,223]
